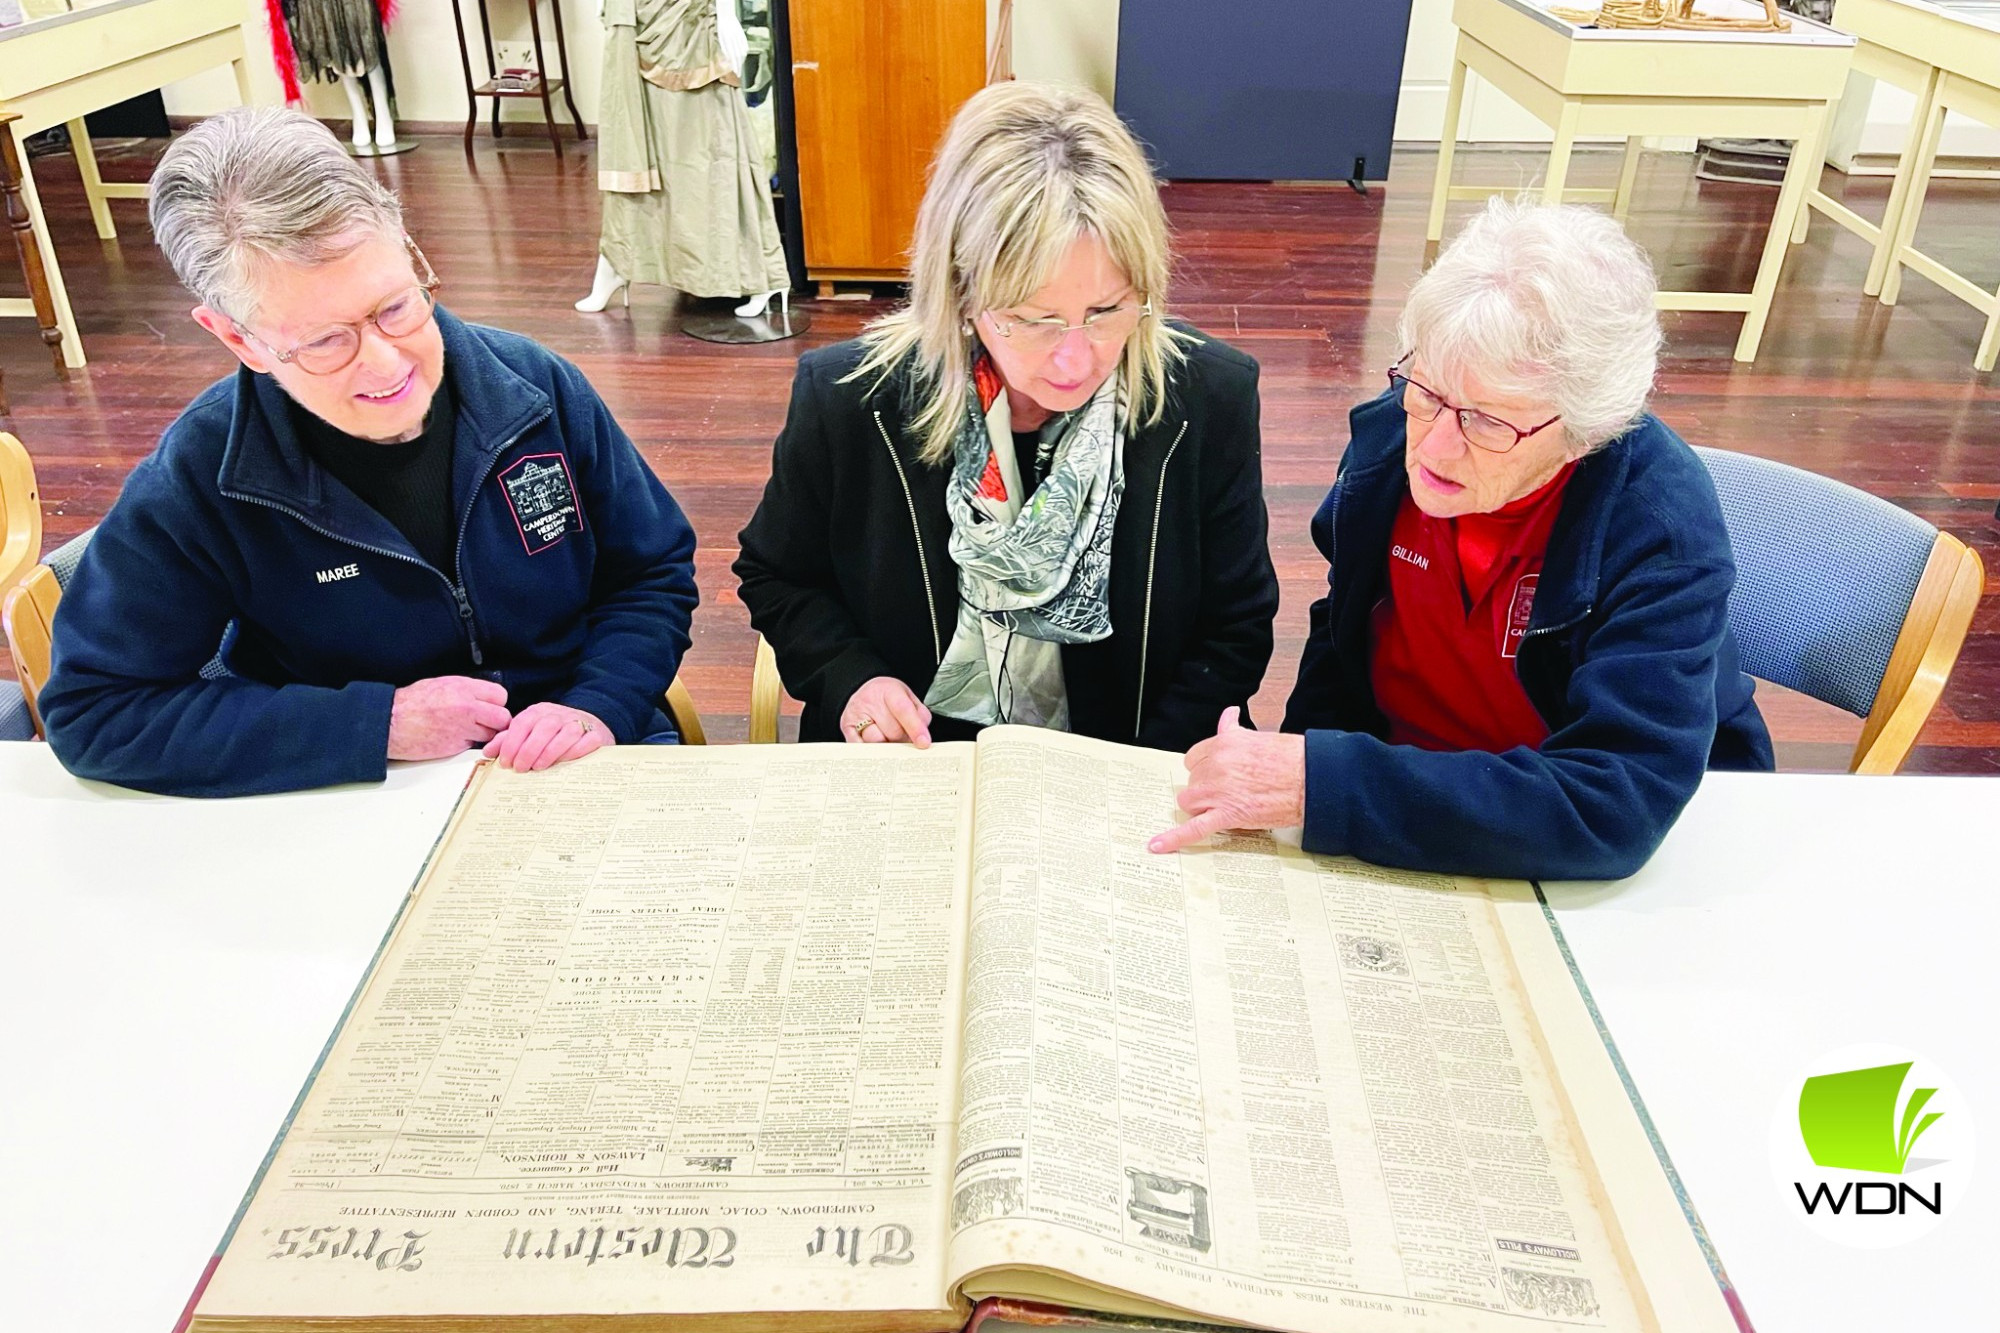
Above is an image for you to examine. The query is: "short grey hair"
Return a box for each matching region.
[1400,197,1661,453]
[149,105,405,321]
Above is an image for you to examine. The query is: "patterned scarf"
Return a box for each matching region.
[924,355,1125,729]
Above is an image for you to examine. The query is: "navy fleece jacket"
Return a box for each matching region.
[41,308,698,796]
[1282,387,1772,881]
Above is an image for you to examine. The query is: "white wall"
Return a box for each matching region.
[1850,80,2000,159]
[1008,0,1118,97]
[164,0,2000,157]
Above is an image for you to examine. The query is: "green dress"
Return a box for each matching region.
[596,0,789,299]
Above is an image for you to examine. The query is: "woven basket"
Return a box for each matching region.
[1546,0,1790,29]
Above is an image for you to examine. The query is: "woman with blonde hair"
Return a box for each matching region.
[736,81,1277,748]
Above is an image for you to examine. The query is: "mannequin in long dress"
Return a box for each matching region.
[576,0,790,316]
[264,0,399,147]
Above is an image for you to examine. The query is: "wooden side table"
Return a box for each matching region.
[0,110,65,411]
[1427,0,1855,363]
[450,0,588,157]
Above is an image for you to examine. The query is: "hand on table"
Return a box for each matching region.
[388,676,512,761]
[841,676,931,748]
[1149,707,1307,854]
[483,701,614,771]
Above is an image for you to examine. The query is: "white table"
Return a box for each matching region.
[0,747,479,1333]
[1548,770,2000,1331]
[1,748,1995,1332]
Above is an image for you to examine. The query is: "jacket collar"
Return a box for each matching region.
[215,306,551,529]
[1336,385,1628,630]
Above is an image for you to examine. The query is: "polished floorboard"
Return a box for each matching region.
[3,134,1996,771]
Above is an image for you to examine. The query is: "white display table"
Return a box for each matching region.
[0,0,251,368]
[1429,0,1856,362]
[1820,0,2000,370]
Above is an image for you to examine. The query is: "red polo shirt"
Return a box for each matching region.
[1369,464,1575,753]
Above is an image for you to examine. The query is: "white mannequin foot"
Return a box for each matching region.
[735,288,788,319]
[576,255,631,313]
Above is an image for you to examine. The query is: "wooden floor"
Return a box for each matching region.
[4,134,1997,770]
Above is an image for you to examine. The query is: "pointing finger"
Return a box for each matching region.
[1148,808,1233,855]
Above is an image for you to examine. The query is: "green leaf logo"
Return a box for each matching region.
[1798,1062,1945,1174]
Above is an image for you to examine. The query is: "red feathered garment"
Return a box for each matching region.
[264,0,398,104]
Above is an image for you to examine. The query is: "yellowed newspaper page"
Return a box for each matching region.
[198,745,974,1327]
[947,727,1659,1333]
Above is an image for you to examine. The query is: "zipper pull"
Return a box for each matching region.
[452,585,485,666]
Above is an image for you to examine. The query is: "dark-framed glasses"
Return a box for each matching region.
[985,300,1152,354]
[235,238,443,377]
[1387,357,1559,454]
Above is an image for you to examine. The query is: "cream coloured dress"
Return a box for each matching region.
[595,0,789,299]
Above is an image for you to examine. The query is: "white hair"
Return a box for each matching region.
[1401,197,1661,453]
[148,105,405,321]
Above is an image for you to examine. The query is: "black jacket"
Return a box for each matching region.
[735,333,1279,749]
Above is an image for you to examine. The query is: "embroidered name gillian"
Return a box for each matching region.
[315,563,360,584]
[1391,544,1430,571]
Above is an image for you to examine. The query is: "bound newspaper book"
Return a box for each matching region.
[184,728,1746,1333]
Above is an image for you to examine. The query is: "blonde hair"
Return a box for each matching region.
[849,81,1189,465]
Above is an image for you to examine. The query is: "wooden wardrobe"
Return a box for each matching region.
[787,0,987,292]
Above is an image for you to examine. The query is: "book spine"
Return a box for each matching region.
[1530,883,1757,1333]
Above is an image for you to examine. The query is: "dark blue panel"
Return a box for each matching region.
[1114,0,1414,181]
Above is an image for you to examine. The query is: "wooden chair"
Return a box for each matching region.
[665,676,708,745]
[4,520,719,749]
[0,431,39,596]
[4,526,88,738]
[2,561,58,738]
[1695,447,1986,774]
[1,431,43,738]
[748,634,785,743]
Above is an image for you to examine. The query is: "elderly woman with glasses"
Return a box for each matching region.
[39,107,698,796]
[736,82,1278,749]
[1152,198,1773,879]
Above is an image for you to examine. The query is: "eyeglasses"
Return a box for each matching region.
[984,301,1151,354]
[1388,358,1560,454]
[234,239,443,377]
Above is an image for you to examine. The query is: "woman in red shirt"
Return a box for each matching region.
[1153,198,1773,880]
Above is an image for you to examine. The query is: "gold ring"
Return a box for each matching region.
[579,719,594,734]
[851,714,875,735]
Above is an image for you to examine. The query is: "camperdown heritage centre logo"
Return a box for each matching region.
[1769,1045,1975,1249]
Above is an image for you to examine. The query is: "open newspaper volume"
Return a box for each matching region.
[182,727,1747,1333]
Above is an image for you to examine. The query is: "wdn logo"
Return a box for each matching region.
[1770,1046,1974,1249]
